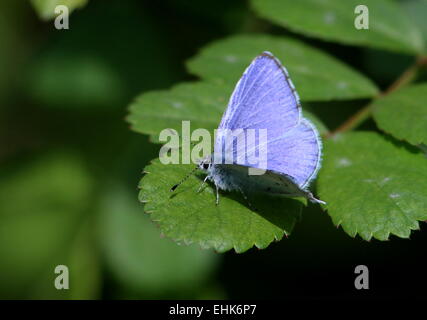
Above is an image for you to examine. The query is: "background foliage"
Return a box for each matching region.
[0,0,426,299]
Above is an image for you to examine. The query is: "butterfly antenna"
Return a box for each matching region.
[170,165,199,192]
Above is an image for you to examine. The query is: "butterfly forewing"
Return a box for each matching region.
[214,51,322,189]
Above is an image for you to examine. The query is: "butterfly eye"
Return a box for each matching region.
[203,163,210,170]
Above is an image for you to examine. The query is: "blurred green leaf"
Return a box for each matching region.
[30,0,88,20]
[26,1,181,110]
[401,0,427,49]
[0,2,32,103]
[187,34,379,101]
[27,53,125,110]
[98,185,219,298]
[361,49,413,87]
[372,83,427,146]
[318,132,427,241]
[0,153,99,299]
[138,159,303,253]
[251,0,424,54]
[67,221,101,299]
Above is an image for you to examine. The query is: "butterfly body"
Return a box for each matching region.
[200,157,323,204]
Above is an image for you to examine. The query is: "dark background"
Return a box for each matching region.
[0,0,425,299]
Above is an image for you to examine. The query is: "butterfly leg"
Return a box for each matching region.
[215,184,220,205]
[197,175,209,193]
[306,191,326,205]
[237,186,257,212]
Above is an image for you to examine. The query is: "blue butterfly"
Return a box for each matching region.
[173,51,325,206]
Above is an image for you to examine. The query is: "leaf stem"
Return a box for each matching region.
[328,56,427,138]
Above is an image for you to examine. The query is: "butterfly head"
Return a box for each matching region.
[170,156,213,192]
[198,157,212,172]
[199,161,212,171]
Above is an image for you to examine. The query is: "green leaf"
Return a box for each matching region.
[128,82,227,142]
[318,132,427,241]
[30,0,88,20]
[98,185,219,298]
[186,34,379,101]
[251,0,424,54]
[372,83,427,146]
[139,159,303,253]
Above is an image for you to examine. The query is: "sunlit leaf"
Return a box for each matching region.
[128,82,227,142]
[187,34,379,101]
[318,132,427,241]
[251,0,424,54]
